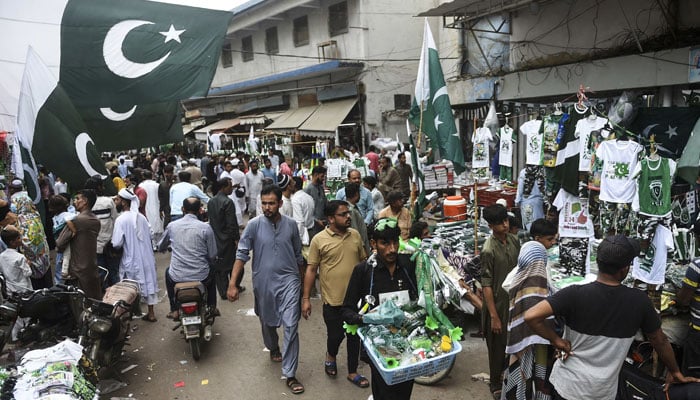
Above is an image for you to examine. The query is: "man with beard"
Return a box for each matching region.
[84,176,119,288]
[304,166,328,240]
[207,178,242,299]
[302,200,367,388]
[246,159,263,218]
[341,218,418,399]
[159,165,175,228]
[227,185,305,395]
[112,189,159,322]
[335,169,374,225]
[57,190,101,300]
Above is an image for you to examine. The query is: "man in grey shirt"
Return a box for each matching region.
[158,197,218,320]
[304,166,327,240]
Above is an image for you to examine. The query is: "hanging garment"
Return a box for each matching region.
[499,126,515,181]
[596,139,643,204]
[559,237,589,276]
[553,189,594,238]
[472,127,492,169]
[632,224,674,285]
[541,114,563,167]
[520,120,544,166]
[633,157,676,217]
[577,116,609,172]
[600,200,632,236]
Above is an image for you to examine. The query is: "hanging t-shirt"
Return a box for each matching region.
[472,127,492,169]
[595,140,643,203]
[520,119,543,166]
[632,224,674,285]
[498,125,515,168]
[632,157,676,217]
[576,116,608,172]
[553,188,594,238]
[542,114,563,167]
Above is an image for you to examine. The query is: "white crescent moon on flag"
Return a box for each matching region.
[100,105,137,121]
[103,20,171,79]
[642,124,658,137]
[432,86,448,103]
[75,133,107,178]
[22,164,41,205]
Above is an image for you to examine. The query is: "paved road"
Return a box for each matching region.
[109,252,493,400]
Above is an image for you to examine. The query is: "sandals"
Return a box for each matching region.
[286,377,304,394]
[324,360,337,377]
[166,311,180,321]
[347,374,369,388]
[141,315,157,323]
[270,349,283,363]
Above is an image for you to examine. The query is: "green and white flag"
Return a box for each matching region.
[2,0,232,149]
[408,19,465,175]
[15,48,107,192]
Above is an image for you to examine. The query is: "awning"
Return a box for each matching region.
[266,105,319,130]
[298,98,357,138]
[238,114,267,125]
[193,118,240,133]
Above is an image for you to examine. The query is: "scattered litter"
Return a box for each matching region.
[174,381,185,388]
[201,379,208,385]
[121,365,138,374]
[215,333,221,336]
[147,377,151,381]
[98,379,128,394]
[146,362,156,371]
[179,360,188,365]
[237,308,256,316]
[133,348,139,353]
[471,372,490,383]
[263,348,270,353]
[161,338,165,341]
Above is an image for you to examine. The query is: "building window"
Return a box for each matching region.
[265,27,279,54]
[293,16,309,47]
[242,35,253,62]
[394,94,411,110]
[221,41,232,67]
[328,1,348,37]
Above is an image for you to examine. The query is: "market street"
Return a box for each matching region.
[108,251,492,400]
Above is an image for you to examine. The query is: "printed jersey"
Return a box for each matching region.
[595,140,643,203]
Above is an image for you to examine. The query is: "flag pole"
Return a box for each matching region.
[473,182,479,255]
[416,100,424,151]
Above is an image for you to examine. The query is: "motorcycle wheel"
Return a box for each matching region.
[189,338,201,361]
[414,357,455,386]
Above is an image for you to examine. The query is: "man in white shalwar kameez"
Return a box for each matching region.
[112,189,159,322]
[138,171,163,247]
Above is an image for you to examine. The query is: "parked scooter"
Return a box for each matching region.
[0,283,85,347]
[78,279,139,372]
[172,281,217,360]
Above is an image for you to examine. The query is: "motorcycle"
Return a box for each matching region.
[0,283,85,347]
[172,281,217,360]
[78,279,139,372]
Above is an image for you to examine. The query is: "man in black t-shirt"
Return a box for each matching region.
[525,235,698,400]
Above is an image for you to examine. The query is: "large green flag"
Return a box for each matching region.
[2,0,232,150]
[15,48,107,192]
[408,19,465,175]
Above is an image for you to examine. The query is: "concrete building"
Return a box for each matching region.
[419,0,700,172]
[184,0,437,153]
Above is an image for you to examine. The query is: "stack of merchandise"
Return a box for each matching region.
[13,340,98,400]
[423,164,453,190]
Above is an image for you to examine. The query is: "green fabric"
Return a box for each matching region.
[408,20,465,174]
[637,157,672,216]
[58,0,232,150]
[677,118,700,185]
[409,133,427,222]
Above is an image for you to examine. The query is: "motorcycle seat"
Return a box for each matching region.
[175,282,205,303]
[103,280,139,306]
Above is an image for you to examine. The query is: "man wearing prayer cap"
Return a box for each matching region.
[111,188,159,322]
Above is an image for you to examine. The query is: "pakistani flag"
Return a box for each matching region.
[409,131,427,222]
[408,19,465,175]
[2,0,232,150]
[16,48,107,193]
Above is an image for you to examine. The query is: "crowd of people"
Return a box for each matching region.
[0,145,699,400]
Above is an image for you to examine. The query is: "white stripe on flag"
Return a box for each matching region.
[554,138,580,167]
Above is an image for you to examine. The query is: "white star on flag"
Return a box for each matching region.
[434,115,442,130]
[665,125,678,138]
[160,24,186,43]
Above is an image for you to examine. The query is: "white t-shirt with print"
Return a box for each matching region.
[499,126,515,167]
[632,224,674,285]
[576,116,608,172]
[520,120,543,166]
[553,189,594,238]
[595,140,643,203]
[472,127,492,169]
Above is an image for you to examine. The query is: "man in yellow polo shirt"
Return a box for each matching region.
[302,200,368,388]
